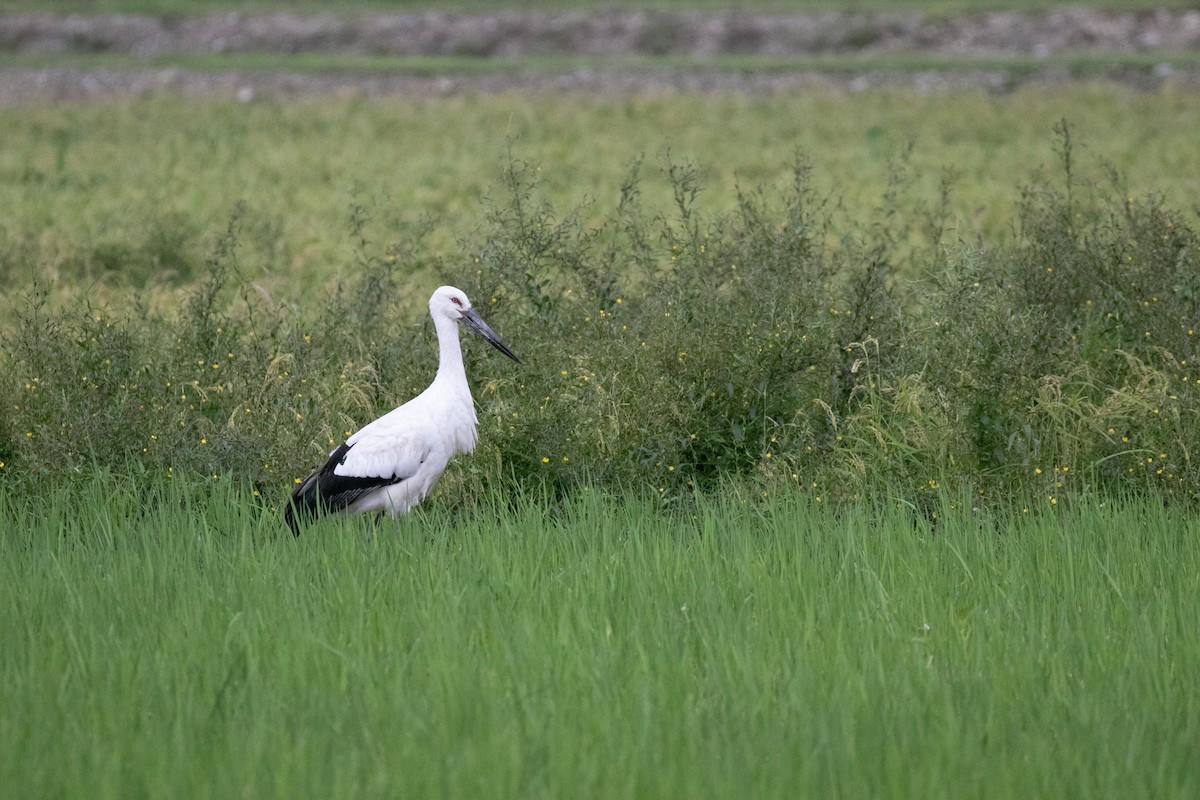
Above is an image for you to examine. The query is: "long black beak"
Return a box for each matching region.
[461,308,522,364]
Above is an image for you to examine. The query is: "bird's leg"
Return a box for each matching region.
[363,511,385,545]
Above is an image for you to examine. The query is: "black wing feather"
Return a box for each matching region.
[284,441,407,535]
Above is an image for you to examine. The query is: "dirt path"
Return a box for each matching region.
[3,8,1199,103]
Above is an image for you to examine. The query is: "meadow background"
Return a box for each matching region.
[2,1,1199,798]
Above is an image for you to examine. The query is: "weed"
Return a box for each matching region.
[1,130,1197,510]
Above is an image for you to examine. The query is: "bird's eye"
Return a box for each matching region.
[451,297,463,307]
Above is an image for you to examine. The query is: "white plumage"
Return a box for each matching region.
[285,286,520,534]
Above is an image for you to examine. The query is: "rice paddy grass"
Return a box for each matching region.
[3,87,1199,295]
[1,479,1197,799]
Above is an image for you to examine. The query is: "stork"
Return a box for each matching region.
[285,285,520,535]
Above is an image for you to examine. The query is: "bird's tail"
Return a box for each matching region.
[283,502,302,536]
[283,474,319,536]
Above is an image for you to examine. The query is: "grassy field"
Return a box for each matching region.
[2,479,1197,799]
[3,88,1199,292]
[1,86,1198,502]
[2,65,1198,800]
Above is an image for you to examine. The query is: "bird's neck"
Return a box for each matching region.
[432,315,470,393]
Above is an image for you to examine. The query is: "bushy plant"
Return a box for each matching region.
[1,131,1196,513]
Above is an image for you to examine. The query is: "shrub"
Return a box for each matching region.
[1,131,1196,512]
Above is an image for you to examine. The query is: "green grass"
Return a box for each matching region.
[1,479,1197,799]
[3,89,1199,292]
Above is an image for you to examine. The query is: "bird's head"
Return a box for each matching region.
[430,285,521,364]
[430,285,474,321]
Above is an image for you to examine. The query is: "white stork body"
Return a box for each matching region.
[285,286,519,534]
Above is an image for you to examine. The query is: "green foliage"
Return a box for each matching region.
[1,124,1197,510]
[452,132,1197,508]
[912,122,1199,503]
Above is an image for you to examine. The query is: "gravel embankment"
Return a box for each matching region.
[2,8,1198,103]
